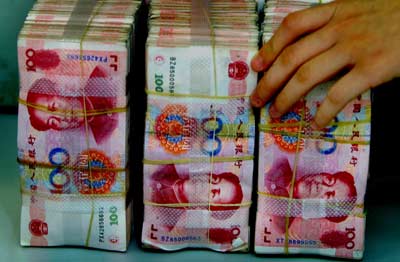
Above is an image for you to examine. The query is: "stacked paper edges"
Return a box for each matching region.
[17,0,140,251]
[141,0,259,252]
[255,0,370,259]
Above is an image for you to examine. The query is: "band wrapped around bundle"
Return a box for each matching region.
[17,0,140,251]
[255,7,371,255]
[141,0,259,252]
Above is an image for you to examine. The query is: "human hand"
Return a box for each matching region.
[251,0,400,128]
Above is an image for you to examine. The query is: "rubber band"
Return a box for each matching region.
[284,99,305,254]
[17,158,126,172]
[145,89,250,99]
[259,119,370,129]
[19,98,127,117]
[257,191,364,209]
[260,130,370,145]
[76,0,106,247]
[146,117,254,138]
[259,118,370,145]
[143,155,254,165]
[144,200,252,208]
[257,191,364,213]
[21,188,126,199]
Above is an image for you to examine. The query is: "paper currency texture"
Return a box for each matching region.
[17,0,140,251]
[141,0,259,252]
[255,1,371,259]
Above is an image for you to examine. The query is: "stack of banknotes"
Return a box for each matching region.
[255,0,371,259]
[17,0,140,251]
[262,0,332,43]
[141,0,259,252]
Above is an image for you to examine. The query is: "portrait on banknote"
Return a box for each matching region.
[25,65,118,145]
[149,164,243,213]
[265,157,357,227]
[144,164,246,245]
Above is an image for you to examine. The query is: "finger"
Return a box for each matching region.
[252,27,338,109]
[313,67,373,128]
[314,50,399,128]
[251,2,337,72]
[269,44,349,118]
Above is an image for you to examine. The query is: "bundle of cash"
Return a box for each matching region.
[262,0,332,43]
[255,0,371,259]
[141,0,259,252]
[17,0,140,251]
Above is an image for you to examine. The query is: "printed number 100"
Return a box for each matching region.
[109,206,119,226]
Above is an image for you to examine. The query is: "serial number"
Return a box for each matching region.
[169,57,176,94]
[98,207,105,243]
[160,235,201,242]
[67,54,108,63]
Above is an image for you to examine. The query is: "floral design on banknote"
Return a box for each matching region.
[155,104,197,154]
[142,0,259,252]
[18,0,139,251]
[269,101,312,153]
[256,75,370,259]
[74,149,117,194]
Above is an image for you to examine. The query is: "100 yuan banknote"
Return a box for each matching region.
[20,193,131,251]
[142,161,253,251]
[255,80,370,259]
[144,95,255,160]
[146,45,257,96]
[18,72,127,161]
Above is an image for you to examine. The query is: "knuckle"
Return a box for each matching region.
[326,90,343,107]
[257,74,272,98]
[261,42,275,60]
[279,46,298,67]
[257,72,281,100]
[339,46,355,64]
[295,64,313,84]
[330,21,345,36]
[281,12,301,32]
[357,65,381,90]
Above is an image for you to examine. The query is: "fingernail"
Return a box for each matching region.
[251,92,263,107]
[269,104,281,118]
[251,54,264,71]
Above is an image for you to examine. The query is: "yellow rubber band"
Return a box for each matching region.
[19,98,127,117]
[17,158,126,172]
[285,100,305,254]
[144,200,252,208]
[257,191,365,209]
[143,155,254,165]
[80,0,106,247]
[145,89,250,100]
[21,189,126,199]
[261,130,370,145]
[259,119,370,129]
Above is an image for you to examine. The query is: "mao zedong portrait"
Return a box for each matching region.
[26,66,118,145]
[148,164,246,244]
[150,164,244,212]
[264,158,359,248]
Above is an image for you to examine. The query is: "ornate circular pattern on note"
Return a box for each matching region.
[271,103,311,153]
[155,105,195,154]
[73,150,117,194]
